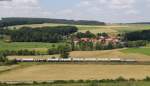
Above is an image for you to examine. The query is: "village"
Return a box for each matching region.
[71,31,124,51]
[73,34,121,45]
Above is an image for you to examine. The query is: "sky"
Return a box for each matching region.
[0,0,150,23]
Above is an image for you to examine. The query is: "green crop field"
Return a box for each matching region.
[9,23,150,34]
[0,40,65,53]
[116,24,150,33]
[121,48,150,56]
[10,23,123,34]
[0,81,150,86]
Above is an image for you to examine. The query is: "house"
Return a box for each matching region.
[73,35,121,45]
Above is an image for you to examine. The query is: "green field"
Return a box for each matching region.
[0,40,65,53]
[9,23,150,34]
[115,24,150,32]
[121,48,150,56]
[0,81,150,86]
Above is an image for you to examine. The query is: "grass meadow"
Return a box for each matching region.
[0,40,65,53]
[0,81,150,86]
[121,48,150,56]
[9,23,150,34]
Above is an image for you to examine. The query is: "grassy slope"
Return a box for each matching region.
[10,23,120,34]
[0,81,150,86]
[10,23,150,34]
[0,40,65,53]
[121,48,150,56]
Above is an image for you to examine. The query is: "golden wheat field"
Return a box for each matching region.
[69,50,150,61]
[0,64,150,81]
[0,65,19,72]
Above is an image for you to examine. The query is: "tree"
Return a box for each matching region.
[0,26,78,43]
[76,31,96,38]
[126,40,147,48]
[107,42,114,49]
[60,52,69,59]
[125,30,150,41]
[89,81,98,86]
[96,42,103,50]
[70,35,75,51]
[78,42,86,51]
[0,52,8,62]
[97,32,108,37]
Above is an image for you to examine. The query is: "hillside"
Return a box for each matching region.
[0,17,105,27]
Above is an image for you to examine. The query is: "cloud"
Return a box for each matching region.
[0,0,149,23]
[108,0,135,9]
[0,0,51,18]
[77,0,137,12]
[126,9,138,14]
[55,0,141,22]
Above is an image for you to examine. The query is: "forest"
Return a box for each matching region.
[0,26,78,43]
[125,30,150,41]
[0,17,105,27]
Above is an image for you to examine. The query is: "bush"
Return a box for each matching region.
[5,59,17,65]
[116,76,127,81]
[89,81,98,86]
[76,80,84,83]
[144,76,150,81]
[53,80,67,84]
[33,81,38,84]
[126,40,147,48]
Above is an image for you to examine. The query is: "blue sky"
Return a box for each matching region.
[0,0,150,23]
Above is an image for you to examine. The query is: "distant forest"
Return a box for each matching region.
[0,26,78,43]
[130,22,150,24]
[0,17,105,27]
[125,30,150,41]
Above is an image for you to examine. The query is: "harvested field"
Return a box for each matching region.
[10,23,130,34]
[79,28,117,34]
[10,23,150,34]
[0,65,19,72]
[70,50,150,61]
[8,49,150,61]
[0,64,150,81]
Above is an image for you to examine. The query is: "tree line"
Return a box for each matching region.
[74,31,109,39]
[0,26,78,43]
[0,17,105,27]
[71,31,148,51]
[74,41,124,51]
[0,44,71,58]
[74,40,147,51]
[125,30,150,41]
[0,76,150,86]
[0,52,17,65]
